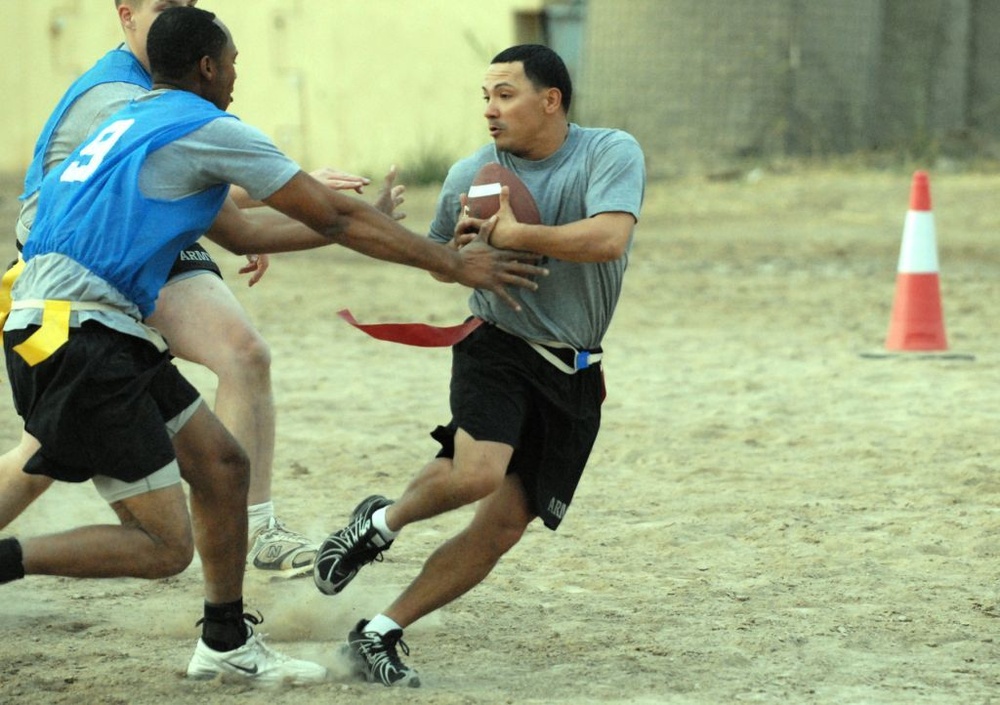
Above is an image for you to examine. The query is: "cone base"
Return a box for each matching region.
[885,273,947,352]
[860,350,974,361]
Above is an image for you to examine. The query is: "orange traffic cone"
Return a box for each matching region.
[884,171,948,352]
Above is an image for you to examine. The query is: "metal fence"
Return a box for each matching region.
[563,0,997,175]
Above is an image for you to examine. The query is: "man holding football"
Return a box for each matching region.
[314,43,646,687]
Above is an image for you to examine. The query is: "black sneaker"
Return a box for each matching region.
[345,619,420,688]
[350,494,395,524]
[313,495,395,595]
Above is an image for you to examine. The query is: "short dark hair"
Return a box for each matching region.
[147,6,227,81]
[491,44,572,112]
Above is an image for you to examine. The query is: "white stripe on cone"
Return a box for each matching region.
[896,211,939,273]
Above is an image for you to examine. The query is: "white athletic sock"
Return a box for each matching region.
[371,507,399,541]
[247,501,275,538]
[366,613,403,636]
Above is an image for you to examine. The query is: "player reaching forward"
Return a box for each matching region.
[0,7,543,683]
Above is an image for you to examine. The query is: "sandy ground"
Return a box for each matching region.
[0,166,998,705]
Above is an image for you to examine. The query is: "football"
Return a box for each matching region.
[466,162,541,224]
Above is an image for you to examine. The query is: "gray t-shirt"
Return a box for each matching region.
[430,123,645,349]
[134,90,299,202]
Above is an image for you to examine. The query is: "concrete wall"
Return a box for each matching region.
[787,0,884,154]
[968,0,1000,134]
[576,0,997,171]
[579,0,889,173]
[0,0,546,176]
[873,0,971,148]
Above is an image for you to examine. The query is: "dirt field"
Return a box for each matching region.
[0,166,998,705]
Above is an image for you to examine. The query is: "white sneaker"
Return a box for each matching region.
[247,517,318,577]
[186,633,328,685]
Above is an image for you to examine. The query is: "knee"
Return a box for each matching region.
[154,533,196,577]
[223,328,271,378]
[219,445,251,499]
[141,526,195,578]
[491,521,526,556]
[185,443,250,504]
[450,466,505,506]
[465,518,526,562]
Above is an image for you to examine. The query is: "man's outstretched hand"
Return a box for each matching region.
[452,215,547,311]
[373,165,407,221]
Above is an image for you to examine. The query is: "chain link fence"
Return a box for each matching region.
[569,0,997,175]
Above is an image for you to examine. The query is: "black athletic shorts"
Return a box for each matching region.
[430,323,604,530]
[168,242,222,281]
[3,321,200,484]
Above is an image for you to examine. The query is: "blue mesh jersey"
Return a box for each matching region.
[24,91,235,318]
[20,48,150,202]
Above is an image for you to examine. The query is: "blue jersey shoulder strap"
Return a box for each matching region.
[20,48,151,200]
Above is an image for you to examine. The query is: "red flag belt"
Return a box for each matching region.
[337,309,482,348]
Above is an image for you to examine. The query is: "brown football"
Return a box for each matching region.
[466,162,541,224]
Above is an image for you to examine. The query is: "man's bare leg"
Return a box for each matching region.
[334,473,534,688]
[172,403,250,603]
[148,275,274,507]
[385,430,515,529]
[0,431,52,530]
[385,472,534,628]
[18,483,194,579]
[148,273,317,574]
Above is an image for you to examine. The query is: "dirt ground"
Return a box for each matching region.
[0,165,998,705]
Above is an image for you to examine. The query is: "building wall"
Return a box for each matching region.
[0,0,545,176]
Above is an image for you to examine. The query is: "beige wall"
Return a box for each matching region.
[0,0,545,177]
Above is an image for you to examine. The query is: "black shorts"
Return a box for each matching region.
[4,322,200,484]
[168,242,222,281]
[431,324,604,530]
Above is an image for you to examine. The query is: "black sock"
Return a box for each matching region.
[200,598,247,652]
[0,537,25,584]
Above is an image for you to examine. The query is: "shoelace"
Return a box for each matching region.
[242,611,264,634]
[368,630,410,668]
[255,519,312,544]
[316,515,390,584]
[387,633,410,660]
[246,631,296,664]
[346,515,389,555]
[232,613,294,663]
[350,498,394,549]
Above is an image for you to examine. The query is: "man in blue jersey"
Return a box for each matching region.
[0,0,393,576]
[0,7,543,683]
[313,44,645,687]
